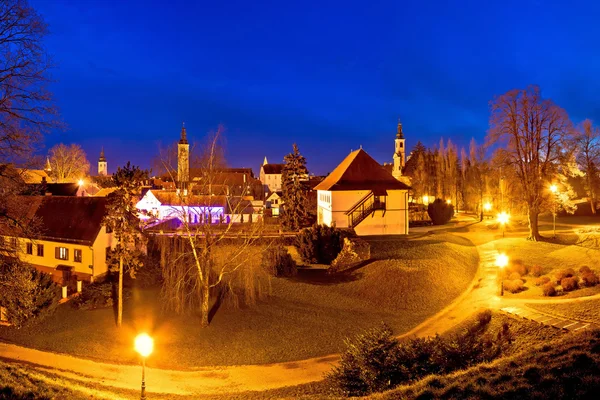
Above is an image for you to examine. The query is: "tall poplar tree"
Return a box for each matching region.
[104,162,149,327]
[281,143,309,231]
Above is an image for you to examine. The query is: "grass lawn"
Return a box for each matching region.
[526,300,600,324]
[492,235,600,299]
[0,232,478,369]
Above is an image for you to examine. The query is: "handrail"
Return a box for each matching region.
[345,191,374,215]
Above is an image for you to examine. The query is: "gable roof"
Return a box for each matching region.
[314,149,411,191]
[261,164,284,175]
[33,196,108,245]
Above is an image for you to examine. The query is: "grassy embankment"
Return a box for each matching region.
[0,232,478,368]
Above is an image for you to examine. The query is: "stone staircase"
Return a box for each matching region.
[500,306,597,332]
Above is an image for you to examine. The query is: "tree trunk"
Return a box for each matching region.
[527,210,541,241]
[200,276,210,327]
[590,197,597,215]
[117,255,123,327]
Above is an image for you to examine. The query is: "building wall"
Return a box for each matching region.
[14,227,114,283]
[317,189,409,235]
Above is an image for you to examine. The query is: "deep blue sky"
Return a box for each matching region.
[32,0,600,176]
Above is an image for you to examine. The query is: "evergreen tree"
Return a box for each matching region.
[104,162,149,327]
[281,144,309,231]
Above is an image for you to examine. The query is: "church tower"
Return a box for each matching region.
[98,147,107,176]
[44,157,52,173]
[177,123,190,190]
[392,120,405,179]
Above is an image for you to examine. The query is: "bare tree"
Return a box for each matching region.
[0,0,57,240]
[153,127,269,327]
[48,143,90,182]
[574,119,600,214]
[488,85,573,241]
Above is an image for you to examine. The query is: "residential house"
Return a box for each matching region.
[314,149,411,235]
[2,196,115,286]
[260,157,285,193]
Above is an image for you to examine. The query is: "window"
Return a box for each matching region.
[10,237,17,249]
[55,247,69,260]
[74,249,82,263]
[26,242,33,255]
[37,244,44,257]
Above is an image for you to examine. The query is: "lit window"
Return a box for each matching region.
[37,244,44,257]
[74,249,82,263]
[55,247,69,260]
[26,242,33,255]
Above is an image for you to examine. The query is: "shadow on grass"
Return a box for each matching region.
[291,268,363,285]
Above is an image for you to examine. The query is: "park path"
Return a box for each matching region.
[1,218,599,397]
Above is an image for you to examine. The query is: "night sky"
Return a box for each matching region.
[32,0,600,176]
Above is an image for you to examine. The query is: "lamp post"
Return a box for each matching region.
[496,253,509,296]
[134,333,154,400]
[497,211,510,238]
[550,184,558,238]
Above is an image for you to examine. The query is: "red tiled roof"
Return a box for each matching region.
[314,149,411,191]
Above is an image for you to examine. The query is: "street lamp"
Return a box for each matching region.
[497,211,510,238]
[446,199,451,205]
[78,179,85,186]
[484,202,492,212]
[496,253,509,296]
[550,184,558,238]
[134,333,154,400]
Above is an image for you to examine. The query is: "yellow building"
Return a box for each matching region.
[5,196,115,286]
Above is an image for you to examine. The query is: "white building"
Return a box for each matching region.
[259,157,284,193]
[314,149,411,235]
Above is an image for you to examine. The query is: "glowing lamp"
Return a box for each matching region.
[446,199,451,204]
[550,184,558,194]
[497,211,510,225]
[134,333,154,358]
[484,202,492,212]
[78,179,85,186]
[495,253,509,269]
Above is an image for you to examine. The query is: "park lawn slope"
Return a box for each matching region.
[371,328,600,400]
[0,232,478,368]
[526,300,600,324]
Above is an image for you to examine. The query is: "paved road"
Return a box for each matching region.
[1,217,598,398]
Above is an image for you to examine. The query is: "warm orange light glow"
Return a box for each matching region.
[550,184,558,193]
[134,333,154,358]
[495,253,509,269]
[446,199,451,204]
[484,202,492,212]
[78,179,85,186]
[497,211,510,225]
[422,195,429,205]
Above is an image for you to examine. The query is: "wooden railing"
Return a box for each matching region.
[346,192,385,228]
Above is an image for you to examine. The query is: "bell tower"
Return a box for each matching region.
[98,147,107,176]
[177,123,190,189]
[392,120,405,179]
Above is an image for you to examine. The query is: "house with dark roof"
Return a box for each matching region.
[8,196,115,286]
[314,149,411,235]
[259,157,285,193]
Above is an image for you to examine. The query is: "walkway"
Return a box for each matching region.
[500,306,598,331]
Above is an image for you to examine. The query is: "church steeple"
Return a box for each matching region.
[392,119,406,180]
[179,122,188,144]
[98,147,107,176]
[44,156,51,173]
[177,122,190,190]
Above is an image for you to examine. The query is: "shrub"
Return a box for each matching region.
[579,266,592,275]
[507,262,527,277]
[503,279,524,294]
[262,245,297,277]
[534,276,551,286]
[295,224,353,264]
[581,272,599,287]
[508,272,521,281]
[74,278,131,310]
[0,260,60,327]
[554,268,576,284]
[561,277,579,292]
[477,309,492,326]
[542,282,556,297]
[427,199,454,225]
[530,265,543,277]
[327,323,404,396]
